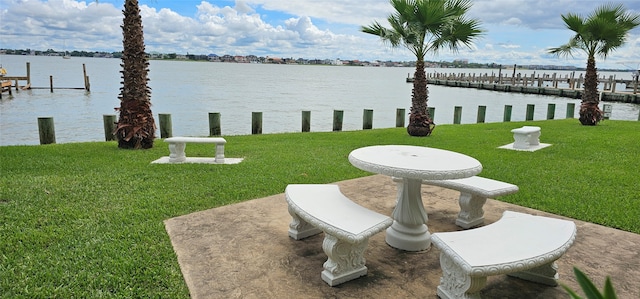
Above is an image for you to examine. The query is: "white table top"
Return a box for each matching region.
[348,145,483,180]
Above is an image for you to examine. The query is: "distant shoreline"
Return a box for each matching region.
[0,52,634,72]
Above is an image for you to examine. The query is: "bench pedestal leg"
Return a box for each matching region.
[508,262,559,286]
[527,130,540,146]
[287,206,322,240]
[456,193,487,229]
[512,133,530,149]
[437,253,485,299]
[321,234,368,286]
[168,143,187,163]
[214,143,225,163]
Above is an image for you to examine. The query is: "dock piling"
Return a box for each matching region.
[453,106,462,124]
[38,117,56,144]
[159,113,172,138]
[547,104,556,120]
[209,112,221,136]
[302,111,311,132]
[362,109,373,130]
[526,104,535,121]
[333,110,344,132]
[503,105,512,122]
[396,108,405,128]
[103,115,116,141]
[252,112,262,134]
[477,105,486,123]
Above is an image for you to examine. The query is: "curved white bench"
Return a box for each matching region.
[511,126,541,149]
[165,137,226,163]
[431,211,576,299]
[285,184,393,286]
[422,176,519,228]
[393,176,519,229]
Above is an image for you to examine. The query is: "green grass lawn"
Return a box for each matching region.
[1,119,638,298]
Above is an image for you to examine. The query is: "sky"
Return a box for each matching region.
[1,0,639,69]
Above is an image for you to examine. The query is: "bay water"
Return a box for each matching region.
[1,55,638,146]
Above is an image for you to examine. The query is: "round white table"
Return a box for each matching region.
[348,145,483,251]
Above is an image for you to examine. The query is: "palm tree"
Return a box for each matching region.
[548,4,639,126]
[114,0,156,149]
[362,0,483,136]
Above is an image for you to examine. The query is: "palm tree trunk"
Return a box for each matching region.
[115,0,156,149]
[407,60,435,136]
[579,56,602,125]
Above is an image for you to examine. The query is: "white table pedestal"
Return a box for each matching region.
[348,145,483,252]
[386,178,431,251]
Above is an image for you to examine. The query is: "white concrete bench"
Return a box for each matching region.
[432,211,576,299]
[511,126,541,149]
[392,176,519,229]
[422,176,519,229]
[285,184,393,286]
[166,137,226,163]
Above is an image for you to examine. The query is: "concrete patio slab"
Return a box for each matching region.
[164,174,640,299]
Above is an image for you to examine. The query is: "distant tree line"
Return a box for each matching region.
[2,47,615,71]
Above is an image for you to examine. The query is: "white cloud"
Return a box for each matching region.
[1,0,638,68]
[500,44,521,49]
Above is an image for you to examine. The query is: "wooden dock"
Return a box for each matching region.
[408,71,640,104]
[0,62,90,97]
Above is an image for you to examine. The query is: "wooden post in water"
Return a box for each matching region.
[453,106,462,124]
[83,64,90,92]
[159,113,172,138]
[547,103,556,120]
[252,112,262,134]
[333,110,344,131]
[566,103,575,118]
[209,112,221,136]
[395,108,405,127]
[103,114,116,141]
[577,74,583,90]
[362,109,373,130]
[611,75,616,93]
[301,111,311,132]
[570,72,575,89]
[27,62,31,86]
[477,105,486,123]
[49,76,53,92]
[503,105,512,122]
[526,104,535,121]
[38,117,56,144]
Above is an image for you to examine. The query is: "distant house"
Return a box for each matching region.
[208,54,220,62]
[266,57,283,64]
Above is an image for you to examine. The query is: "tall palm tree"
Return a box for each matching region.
[362,0,483,136]
[548,4,639,126]
[114,0,156,149]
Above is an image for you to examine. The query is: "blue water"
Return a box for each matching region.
[1,55,638,146]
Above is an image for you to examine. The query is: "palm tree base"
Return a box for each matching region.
[578,102,603,126]
[407,124,434,137]
[118,138,154,149]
